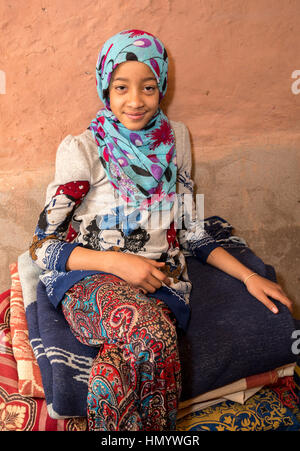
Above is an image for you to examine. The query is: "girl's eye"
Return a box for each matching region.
[144,86,157,93]
[115,85,127,92]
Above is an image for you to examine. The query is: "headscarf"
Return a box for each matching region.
[89,29,176,211]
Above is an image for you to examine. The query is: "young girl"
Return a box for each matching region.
[29,29,292,431]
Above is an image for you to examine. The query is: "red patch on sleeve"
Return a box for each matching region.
[55,181,90,202]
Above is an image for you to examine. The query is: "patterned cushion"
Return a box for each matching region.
[9,263,44,398]
[176,388,300,431]
[0,289,87,431]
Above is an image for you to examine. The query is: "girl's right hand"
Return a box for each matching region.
[66,247,170,294]
[107,252,171,294]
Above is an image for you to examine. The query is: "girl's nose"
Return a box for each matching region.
[127,89,144,108]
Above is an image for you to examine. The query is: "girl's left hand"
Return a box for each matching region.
[244,274,293,314]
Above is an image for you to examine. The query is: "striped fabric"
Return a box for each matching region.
[0,289,87,431]
[9,262,44,398]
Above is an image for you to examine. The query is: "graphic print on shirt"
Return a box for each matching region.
[83,211,151,254]
[29,181,90,261]
[176,170,193,193]
[36,181,90,237]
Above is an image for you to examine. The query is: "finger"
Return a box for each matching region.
[276,287,293,311]
[147,274,164,290]
[148,259,165,267]
[255,292,279,314]
[266,289,293,312]
[142,281,158,294]
[152,267,170,285]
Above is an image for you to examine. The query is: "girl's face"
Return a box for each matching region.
[109,61,160,131]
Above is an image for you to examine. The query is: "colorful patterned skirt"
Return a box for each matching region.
[61,273,181,431]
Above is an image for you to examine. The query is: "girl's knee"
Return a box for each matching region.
[128,315,178,365]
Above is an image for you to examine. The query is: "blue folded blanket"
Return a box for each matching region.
[21,216,296,418]
[26,283,98,418]
[180,249,296,401]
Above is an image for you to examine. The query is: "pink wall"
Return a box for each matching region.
[0,0,299,311]
[1,0,300,168]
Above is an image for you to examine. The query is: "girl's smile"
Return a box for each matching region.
[125,111,147,121]
[109,61,160,131]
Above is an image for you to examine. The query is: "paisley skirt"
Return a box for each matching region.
[61,273,181,431]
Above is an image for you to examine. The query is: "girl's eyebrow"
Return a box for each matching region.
[112,76,157,82]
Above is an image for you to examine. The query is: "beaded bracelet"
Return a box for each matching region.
[243,272,258,285]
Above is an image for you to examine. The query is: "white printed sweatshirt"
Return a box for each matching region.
[29,121,219,329]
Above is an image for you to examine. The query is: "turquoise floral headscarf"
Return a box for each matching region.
[89,29,176,211]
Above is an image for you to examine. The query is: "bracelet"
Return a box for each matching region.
[243,272,258,285]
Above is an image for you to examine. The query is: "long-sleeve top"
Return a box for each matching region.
[29,120,219,330]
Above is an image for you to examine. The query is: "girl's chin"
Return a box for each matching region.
[122,117,149,130]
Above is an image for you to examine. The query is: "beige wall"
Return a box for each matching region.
[0,0,299,314]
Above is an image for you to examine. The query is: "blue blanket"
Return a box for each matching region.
[180,250,296,401]
[20,217,297,418]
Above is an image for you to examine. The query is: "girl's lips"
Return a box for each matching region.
[125,112,146,120]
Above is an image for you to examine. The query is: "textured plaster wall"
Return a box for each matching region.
[0,0,299,314]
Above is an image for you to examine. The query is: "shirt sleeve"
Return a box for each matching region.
[176,123,220,263]
[29,135,91,271]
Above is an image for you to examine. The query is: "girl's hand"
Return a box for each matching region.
[244,273,293,314]
[66,247,170,294]
[108,252,170,294]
